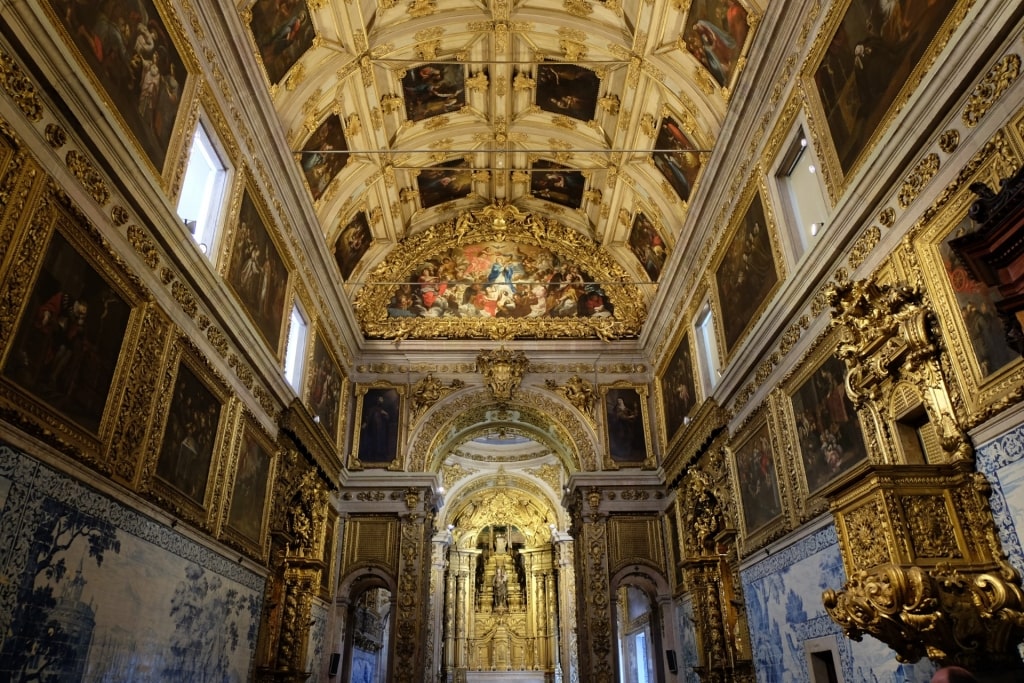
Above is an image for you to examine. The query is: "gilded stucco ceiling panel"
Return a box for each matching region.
[245,0,760,340]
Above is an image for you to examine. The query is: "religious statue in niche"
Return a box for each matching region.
[493,566,509,609]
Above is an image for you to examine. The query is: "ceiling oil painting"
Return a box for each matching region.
[242,0,760,342]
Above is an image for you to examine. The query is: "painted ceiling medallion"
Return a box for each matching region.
[354,205,646,340]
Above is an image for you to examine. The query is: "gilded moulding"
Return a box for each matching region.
[352,205,647,340]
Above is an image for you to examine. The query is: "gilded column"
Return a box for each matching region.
[554,535,578,683]
[392,487,438,683]
[444,552,457,678]
[427,531,451,683]
[545,571,557,675]
[569,487,614,683]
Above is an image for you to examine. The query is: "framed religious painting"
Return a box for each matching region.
[728,410,787,550]
[602,383,654,469]
[148,345,231,528]
[221,414,276,560]
[41,0,193,176]
[802,0,968,192]
[781,329,870,519]
[223,181,290,356]
[417,158,473,208]
[679,0,755,91]
[712,178,784,358]
[350,384,405,469]
[536,62,600,122]
[249,0,317,85]
[298,114,349,202]
[0,189,145,458]
[402,63,467,122]
[653,116,704,204]
[305,328,345,447]
[530,160,586,210]
[658,330,699,451]
[913,152,1024,421]
[332,211,373,282]
[628,211,670,282]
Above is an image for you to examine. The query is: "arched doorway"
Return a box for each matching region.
[616,584,658,683]
[337,573,396,683]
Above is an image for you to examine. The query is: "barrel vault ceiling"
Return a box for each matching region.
[245,0,762,342]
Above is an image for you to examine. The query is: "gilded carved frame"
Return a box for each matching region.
[303,323,348,449]
[39,0,200,186]
[710,172,785,363]
[776,327,871,521]
[799,0,976,203]
[143,338,234,531]
[655,301,703,457]
[910,140,1024,424]
[219,409,277,561]
[0,180,149,462]
[600,381,655,470]
[219,167,293,360]
[727,407,790,554]
[349,382,406,470]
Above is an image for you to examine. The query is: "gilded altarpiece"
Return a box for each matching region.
[443,491,564,680]
[677,443,755,683]
[569,488,614,683]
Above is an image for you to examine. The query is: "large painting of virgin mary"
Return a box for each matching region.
[226,191,289,352]
[791,355,868,493]
[715,192,779,353]
[250,0,317,84]
[46,0,187,170]
[813,0,958,173]
[2,231,132,434]
[654,117,703,203]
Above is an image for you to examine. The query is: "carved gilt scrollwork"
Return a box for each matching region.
[828,278,971,463]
